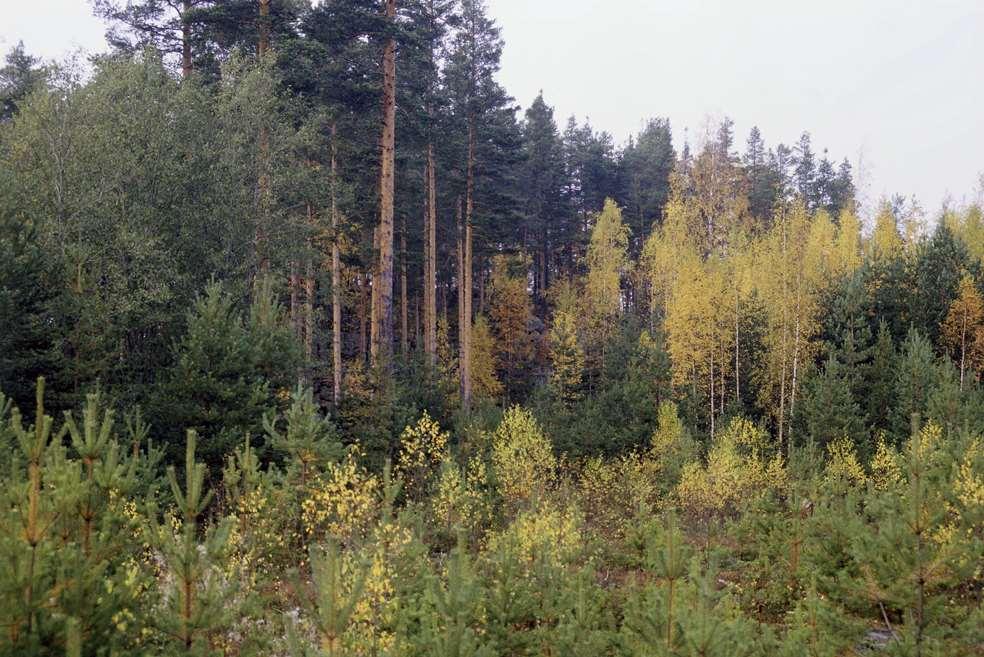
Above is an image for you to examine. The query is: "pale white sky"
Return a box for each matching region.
[3,0,983,218]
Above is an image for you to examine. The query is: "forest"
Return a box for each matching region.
[0,0,983,655]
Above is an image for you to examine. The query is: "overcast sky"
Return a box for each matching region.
[3,0,983,219]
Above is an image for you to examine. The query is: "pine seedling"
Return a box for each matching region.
[647,511,690,653]
[851,417,966,656]
[7,377,59,642]
[547,568,614,657]
[677,559,732,657]
[265,384,342,488]
[288,541,367,657]
[420,533,495,657]
[147,429,236,655]
[62,392,116,555]
[223,433,262,506]
[123,406,163,496]
[0,391,12,472]
[780,577,859,657]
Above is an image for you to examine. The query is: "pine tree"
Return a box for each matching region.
[417,535,495,657]
[93,0,213,77]
[909,222,970,345]
[521,92,567,300]
[0,42,46,120]
[852,421,978,656]
[264,384,343,488]
[147,430,237,654]
[444,0,508,409]
[0,207,61,412]
[780,579,859,657]
[616,118,675,249]
[370,0,398,369]
[287,542,367,657]
[744,126,778,224]
[156,279,300,466]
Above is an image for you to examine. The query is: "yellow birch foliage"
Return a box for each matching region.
[491,406,556,510]
[396,411,450,500]
[486,500,582,565]
[301,449,380,545]
[941,273,984,383]
[869,433,902,491]
[586,198,630,324]
[945,204,984,266]
[431,456,492,539]
[833,207,863,276]
[752,203,821,430]
[641,195,700,318]
[676,416,786,516]
[824,437,867,490]
[489,254,536,390]
[470,314,503,400]
[870,201,904,261]
[548,309,584,404]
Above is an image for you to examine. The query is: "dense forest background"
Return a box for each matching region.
[1,0,983,655]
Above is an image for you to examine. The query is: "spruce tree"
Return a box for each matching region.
[800,355,866,452]
[867,320,898,434]
[892,330,939,441]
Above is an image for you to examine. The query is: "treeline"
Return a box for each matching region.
[1,0,868,461]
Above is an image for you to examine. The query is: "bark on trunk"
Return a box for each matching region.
[330,123,343,403]
[359,273,369,363]
[457,196,471,408]
[181,1,192,77]
[303,204,315,381]
[400,218,408,354]
[461,118,476,408]
[709,350,715,438]
[258,0,270,56]
[289,258,300,338]
[735,287,740,405]
[371,0,398,369]
[255,0,272,276]
[424,144,438,364]
[959,319,967,390]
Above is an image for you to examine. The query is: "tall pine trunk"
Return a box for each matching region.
[255,0,272,276]
[303,204,315,382]
[424,144,438,364]
[371,0,397,368]
[181,1,192,77]
[457,196,470,408]
[330,123,343,402]
[401,218,408,354]
[460,118,476,408]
